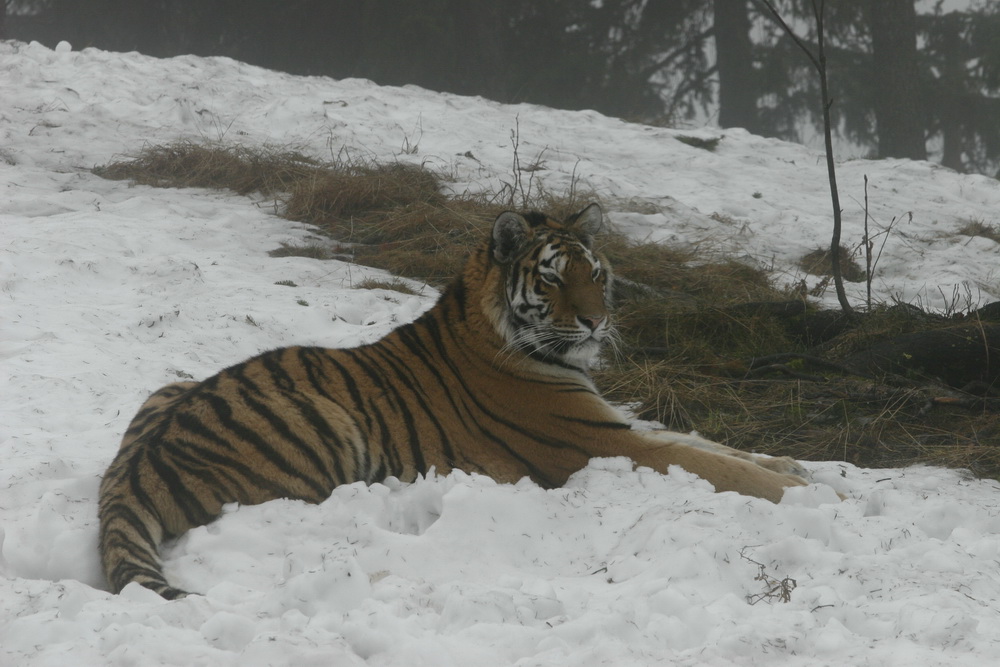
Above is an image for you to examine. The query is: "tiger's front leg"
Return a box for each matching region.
[644,429,811,480]
[623,431,809,503]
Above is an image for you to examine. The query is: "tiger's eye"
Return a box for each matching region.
[539,272,562,286]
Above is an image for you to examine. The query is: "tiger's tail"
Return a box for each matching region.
[98,465,189,600]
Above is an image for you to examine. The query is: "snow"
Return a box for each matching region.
[3,39,1000,666]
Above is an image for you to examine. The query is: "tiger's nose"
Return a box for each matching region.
[578,315,606,331]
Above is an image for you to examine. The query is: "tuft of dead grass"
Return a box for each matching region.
[798,245,866,283]
[958,219,1000,244]
[94,141,324,195]
[353,277,420,295]
[268,240,352,261]
[282,162,444,233]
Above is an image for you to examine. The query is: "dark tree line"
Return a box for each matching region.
[6,0,999,175]
[733,0,999,174]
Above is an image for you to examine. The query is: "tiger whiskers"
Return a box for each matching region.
[494,322,608,370]
[599,325,624,363]
[495,325,556,366]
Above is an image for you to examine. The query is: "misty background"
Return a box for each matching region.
[3,0,999,176]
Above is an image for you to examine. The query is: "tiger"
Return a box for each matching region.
[98,203,811,600]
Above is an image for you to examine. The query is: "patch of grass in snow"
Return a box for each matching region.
[798,245,866,283]
[268,241,349,261]
[94,141,324,194]
[958,219,1000,245]
[353,277,419,295]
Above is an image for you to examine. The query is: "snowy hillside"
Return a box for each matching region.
[3,39,1000,666]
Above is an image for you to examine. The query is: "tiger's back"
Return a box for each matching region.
[99,203,811,599]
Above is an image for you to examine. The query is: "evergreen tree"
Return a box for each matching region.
[920,5,1000,174]
[870,0,926,160]
[714,0,760,133]
[748,0,998,174]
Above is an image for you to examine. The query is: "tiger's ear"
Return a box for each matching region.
[492,211,530,263]
[570,203,603,245]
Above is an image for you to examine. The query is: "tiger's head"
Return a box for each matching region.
[488,203,613,369]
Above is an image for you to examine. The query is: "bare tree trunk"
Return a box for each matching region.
[870,0,926,160]
[714,0,760,133]
[935,15,966,171]
[940,117,965,171]
[451,1,506,100]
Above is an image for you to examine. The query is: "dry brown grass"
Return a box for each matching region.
[346,199,496,283]
[958,219,1000,244]
[596,358,1000,476]
[94,141,1000,480]
[283,163,444,232]
[353,277,420,295]
[798,245,866,283]
[94,141,324,194]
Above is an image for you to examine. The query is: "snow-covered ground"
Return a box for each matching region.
[3,39,1000,666]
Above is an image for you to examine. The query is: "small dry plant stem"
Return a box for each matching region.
[864,175,873,309]
[509,117,533,208]
[861,174,907,310]
[740,547,797,605]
